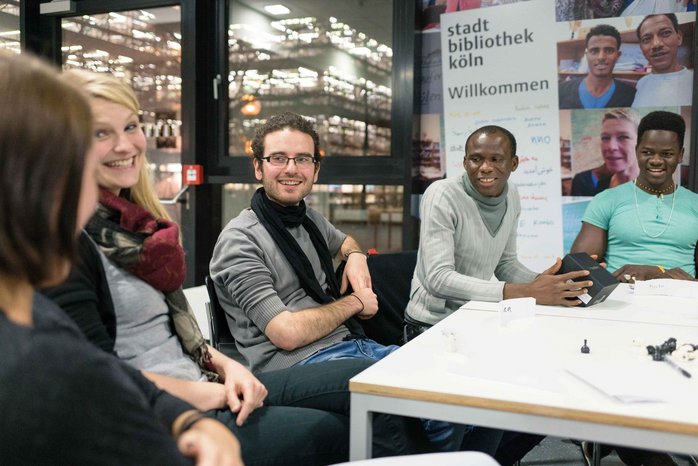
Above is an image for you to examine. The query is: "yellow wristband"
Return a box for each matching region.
[657,265,666,273]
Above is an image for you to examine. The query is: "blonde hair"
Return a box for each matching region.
[602,108,640,128]
[64,69,171,221]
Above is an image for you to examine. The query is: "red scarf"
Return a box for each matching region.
[94,189,185,292]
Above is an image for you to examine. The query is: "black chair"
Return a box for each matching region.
[360,250,418,347]
[204,275,246,364]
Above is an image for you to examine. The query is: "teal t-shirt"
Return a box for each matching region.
[582,182,698,275]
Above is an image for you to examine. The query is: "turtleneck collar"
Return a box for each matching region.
[461,173,509,236]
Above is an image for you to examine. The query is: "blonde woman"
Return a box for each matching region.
[571,108,639,196]
[43,70,410,465]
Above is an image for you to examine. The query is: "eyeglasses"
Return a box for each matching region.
[260,155,316,167]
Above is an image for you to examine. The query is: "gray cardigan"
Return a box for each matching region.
[210,207,349,373]
[406,175,537,326]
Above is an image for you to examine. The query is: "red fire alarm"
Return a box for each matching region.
[182,164,203,185]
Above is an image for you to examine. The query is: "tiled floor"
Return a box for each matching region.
[519,437,696,465]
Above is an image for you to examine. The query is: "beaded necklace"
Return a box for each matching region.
[634,179,675,195]
[633,180,676,239]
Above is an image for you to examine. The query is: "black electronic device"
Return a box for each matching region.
[558,252,619,307]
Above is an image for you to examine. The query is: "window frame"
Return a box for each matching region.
[23,0,417,284]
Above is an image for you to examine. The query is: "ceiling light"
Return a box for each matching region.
[264,4,290,15]
[139,10,156,20]
[351,46,371,57]
[108,12,127,22]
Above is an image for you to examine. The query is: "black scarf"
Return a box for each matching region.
[251,188,365,336]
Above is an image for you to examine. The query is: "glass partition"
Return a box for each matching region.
[227,0,393,158]
[222,182,403,252]
[61,6,183,221]
[0,1,20,54]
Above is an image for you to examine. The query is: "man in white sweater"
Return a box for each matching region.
[405,125,593,333]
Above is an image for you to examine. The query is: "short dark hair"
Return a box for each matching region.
[586,24,621,49]
[0,52,92,286]
[637,13,679,40]
[465,125,517,158]
[637,111,686,148]
[251,112,321,161]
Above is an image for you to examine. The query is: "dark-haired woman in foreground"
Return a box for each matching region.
[0,52,241,465]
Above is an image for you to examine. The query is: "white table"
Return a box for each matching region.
[349,287,698,460]
[461,283,698,327]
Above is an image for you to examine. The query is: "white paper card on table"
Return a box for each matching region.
[445,350,564,394]
[499,297,536,326]
[567,359,696,404]
[634,279,698,299]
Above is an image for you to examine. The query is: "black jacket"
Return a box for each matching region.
[0,292,193,465]
[42,231,118,353]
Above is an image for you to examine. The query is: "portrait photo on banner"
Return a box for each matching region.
[555,0,695,21]
[555,11,694,252]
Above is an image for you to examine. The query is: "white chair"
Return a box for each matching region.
[184,280,249,366]
[331,451,500,466]
[182,284,212,341]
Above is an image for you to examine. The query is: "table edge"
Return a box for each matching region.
[349,380,698,436]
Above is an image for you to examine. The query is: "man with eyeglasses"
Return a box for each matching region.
[210,112,505,455]
[558,24,635,109]
[211,111,382,374]
[632,13,693,107]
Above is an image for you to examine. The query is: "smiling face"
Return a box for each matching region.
[253,128,320,206]
[90,98,146,195]
[600,118,637,174]
[635,129,683,191]
[463,130,518,197]
[638,15,683,74]
[586,35,621,79]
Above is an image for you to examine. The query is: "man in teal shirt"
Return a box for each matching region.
[572,110,698,282]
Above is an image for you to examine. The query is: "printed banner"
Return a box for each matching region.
[440,0,563,270]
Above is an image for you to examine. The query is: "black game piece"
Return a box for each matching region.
[581,339,590,354]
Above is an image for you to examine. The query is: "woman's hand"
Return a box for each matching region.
[220,360,268,426]
[178,418,244,466]
[195,382,227,412]
[143,372,228,412]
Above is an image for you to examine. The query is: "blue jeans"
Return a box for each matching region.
[298,339,472,452]
[298,339,399,365]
